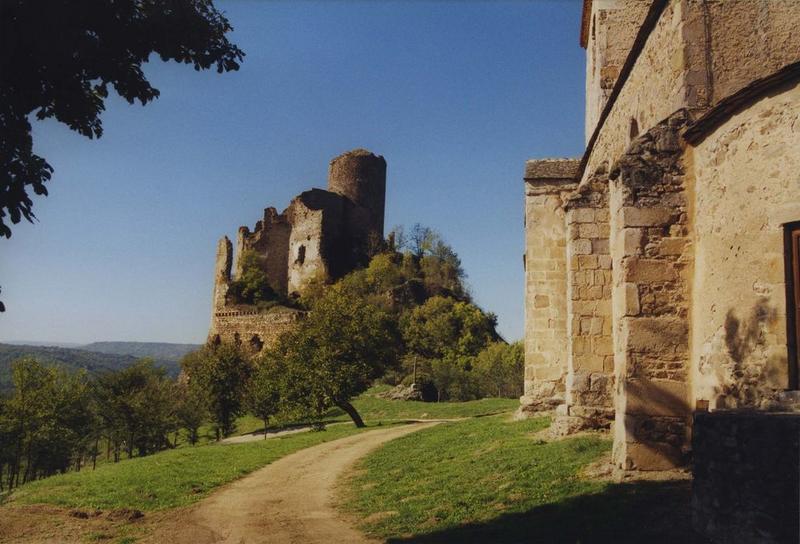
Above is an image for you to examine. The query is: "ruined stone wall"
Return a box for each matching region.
[286,189,346,296]
[208,306,304,352]
[557,175,615,433]
[235,208,291,295]
[520,171,576,414]
[584,0,653,144]
[608,111,693,471]
[690,79,800,410]
[212,236,233,312]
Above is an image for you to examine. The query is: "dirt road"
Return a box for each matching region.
[146,422,437,544]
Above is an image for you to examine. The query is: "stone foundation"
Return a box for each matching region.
[692,411,800,544]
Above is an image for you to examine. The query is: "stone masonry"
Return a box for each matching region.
[208,149,386,350]
[522,6,800,537]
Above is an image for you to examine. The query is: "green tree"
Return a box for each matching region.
[93,360,179,459]
[227,250,279,307]
[182,343,252,439]
[272,285,399,427]
[245,361,282,438]
[175,381,209,446]
[1,0,244,239]
[472,342,524,398]
[401,296,497,361]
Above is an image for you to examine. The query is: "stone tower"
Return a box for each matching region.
[327,148,387,243]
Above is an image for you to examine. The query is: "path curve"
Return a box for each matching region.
[147,422,438,544]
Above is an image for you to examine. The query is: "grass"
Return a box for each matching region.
[341,415,706,543]
[9,423,373,512]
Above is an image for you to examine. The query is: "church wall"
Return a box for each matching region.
[690,78,800,410]
[520,180,575,413]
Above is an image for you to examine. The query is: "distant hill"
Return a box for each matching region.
[0,341,197,394]
[82,341,200,362]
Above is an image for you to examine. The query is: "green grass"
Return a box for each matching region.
[10,423,373,512]
[341,415,704,543]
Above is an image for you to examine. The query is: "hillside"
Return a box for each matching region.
[83,341,200,362]
[0,343,185,393]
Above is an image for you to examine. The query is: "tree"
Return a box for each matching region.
[245,360,282,438]
[272,285,399,428]
[0,0,244,239]
[175,381,209,446]
[182,343,252,439]
[472,342,524,398]
[400,296,497,361]
[227,250,279,307]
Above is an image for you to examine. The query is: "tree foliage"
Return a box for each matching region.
[0,0,244,238]
[227,250,280,307]
[181,343,252,438]
[268,284,399,427]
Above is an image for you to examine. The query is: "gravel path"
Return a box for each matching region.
[146,422,438,544]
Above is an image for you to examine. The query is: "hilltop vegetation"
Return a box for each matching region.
[82,342,199,363]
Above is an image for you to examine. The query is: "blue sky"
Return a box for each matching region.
[0,0,585,345]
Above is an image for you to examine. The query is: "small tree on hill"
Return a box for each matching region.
[245,360,282,438]
[273,285,399,428]
[182,343,252,439]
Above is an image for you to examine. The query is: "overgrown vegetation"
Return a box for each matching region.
[341,416,700,543]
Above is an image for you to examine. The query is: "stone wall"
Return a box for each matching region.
[556,172,615,433]
[208,306,304,352]
[690,78,800,410]
[704,0,800,107]
[609,111,693,471]
[692,411,800,544]
[520,160,578,415]
[584,0,652,144]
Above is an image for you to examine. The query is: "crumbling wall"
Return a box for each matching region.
[520,160,578,415]
[690,78,800,410]
[208,306,304,353]
[608,111,693,471]
[212,236,233,312]
[235,208,291,295]
[286,189,346,296]
[555,172,615,434]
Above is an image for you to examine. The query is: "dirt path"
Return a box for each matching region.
[145,422,438,544]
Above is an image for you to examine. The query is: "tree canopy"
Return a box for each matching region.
[0,0,244,238]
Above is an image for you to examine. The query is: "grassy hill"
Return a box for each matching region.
[0,343,187,393]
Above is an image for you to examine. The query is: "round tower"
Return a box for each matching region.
[327,148,386,237]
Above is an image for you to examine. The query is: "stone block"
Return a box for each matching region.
[626,316,687,353]
[624,283,640,316]
[572,238,593,255]
[623,258,678,283]
[533,294,550,308]
[571,208,596,224]
[625,378,689,417]
[622,228,643,256]
[621,207,674,227]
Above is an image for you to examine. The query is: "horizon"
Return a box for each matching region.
[0,0,585,344]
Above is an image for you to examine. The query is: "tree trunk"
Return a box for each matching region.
[263,418,269,440]
[335,400,366,428]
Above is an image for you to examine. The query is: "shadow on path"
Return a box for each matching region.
[388,480,710,544]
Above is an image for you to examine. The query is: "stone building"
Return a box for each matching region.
[521,1,800,539]
[209,149,386,349]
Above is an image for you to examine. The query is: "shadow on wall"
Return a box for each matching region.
[717,297,787,407]
[724,297,777,364]
[387,480,709,544]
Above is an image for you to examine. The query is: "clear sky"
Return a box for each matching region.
[0,0,585,345]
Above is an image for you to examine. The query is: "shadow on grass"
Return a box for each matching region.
[388,480,709,544]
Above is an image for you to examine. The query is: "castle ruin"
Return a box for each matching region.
[209,149,386,349]
[522,1,800,540]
